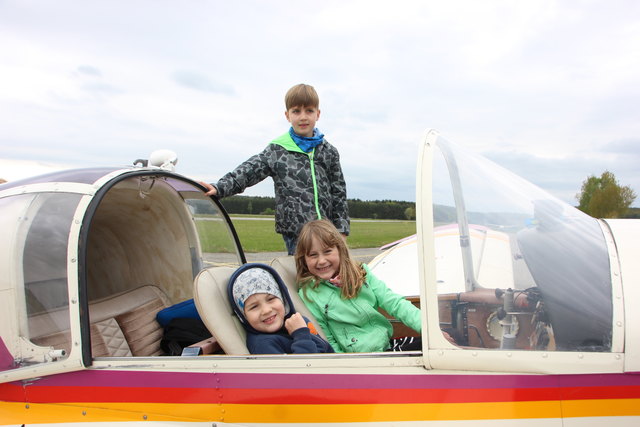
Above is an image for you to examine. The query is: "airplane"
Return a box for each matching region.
[1,129,639,426]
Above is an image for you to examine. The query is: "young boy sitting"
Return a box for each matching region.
[228,263,334,354]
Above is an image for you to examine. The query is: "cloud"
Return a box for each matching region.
[76,65,102,77]
[172,70,235,95]
[484,145,640,206]
[602,138,640,155]
[0,0,639,207]
[0,158,71,182]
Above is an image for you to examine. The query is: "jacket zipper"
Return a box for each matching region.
[308,150,322,219]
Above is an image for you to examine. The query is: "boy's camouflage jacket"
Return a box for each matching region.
[214,132,350,237]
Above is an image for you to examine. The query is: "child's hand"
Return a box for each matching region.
[285,312,307,335]
[199,181,218,196]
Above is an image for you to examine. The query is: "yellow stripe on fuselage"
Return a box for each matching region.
[562,399,640,418]
[0,401,215,424]
[2,399,640,425]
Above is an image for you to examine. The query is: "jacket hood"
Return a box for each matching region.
[271,132,310,153]
[227,263,297,335]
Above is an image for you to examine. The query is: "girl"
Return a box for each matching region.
[295,219,423,353]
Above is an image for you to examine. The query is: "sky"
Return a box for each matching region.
[1,1,639,206]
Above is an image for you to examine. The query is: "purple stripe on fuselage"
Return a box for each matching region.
[35,369,640,390]
[0,338,15,372]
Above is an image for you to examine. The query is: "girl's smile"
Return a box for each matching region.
[304,235,340,281]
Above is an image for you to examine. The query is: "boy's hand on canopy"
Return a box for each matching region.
[199,181,217,196]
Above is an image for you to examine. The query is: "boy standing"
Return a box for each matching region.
[228,263,333,354]
[201,84,349,255]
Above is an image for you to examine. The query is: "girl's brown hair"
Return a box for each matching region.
[295,220,365,299]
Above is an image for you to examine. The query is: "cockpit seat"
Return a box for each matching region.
[31,285,171,357]
[194,266,249,354]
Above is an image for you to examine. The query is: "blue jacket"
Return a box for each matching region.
[246,315,333,354]
[227,263,334,354]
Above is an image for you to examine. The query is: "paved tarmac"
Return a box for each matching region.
[243,247,382,264]
[203,247,382,266]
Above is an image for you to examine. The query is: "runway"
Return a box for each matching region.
[243,247,381,264]
[203,247,382,266]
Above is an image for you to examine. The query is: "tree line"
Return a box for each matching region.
[221,196,417,220]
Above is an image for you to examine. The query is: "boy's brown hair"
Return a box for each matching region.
[285,84,319,110]
[295,220,365,299]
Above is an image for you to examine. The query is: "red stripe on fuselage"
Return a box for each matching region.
[21,384,640,405]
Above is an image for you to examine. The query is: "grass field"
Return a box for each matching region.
[231,217,416,252]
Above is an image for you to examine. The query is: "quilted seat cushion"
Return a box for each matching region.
[91,318,133,357]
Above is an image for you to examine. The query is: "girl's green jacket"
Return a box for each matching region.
[298,264,421,353]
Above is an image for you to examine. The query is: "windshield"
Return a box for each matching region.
[432,135,612,352]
